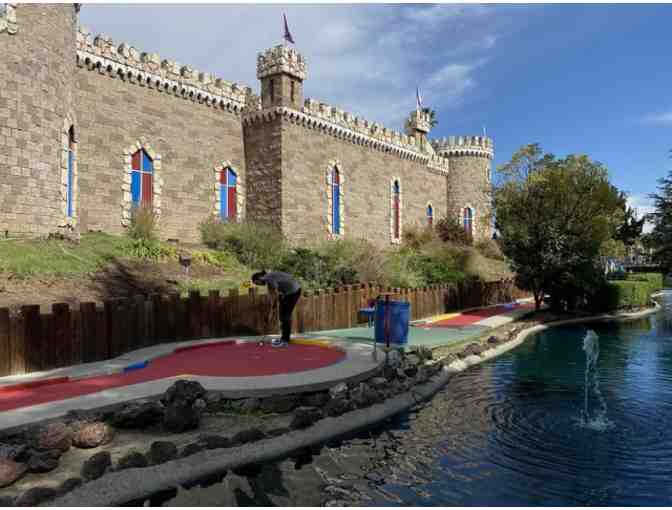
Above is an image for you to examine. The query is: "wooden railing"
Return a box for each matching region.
[0,279,528,377]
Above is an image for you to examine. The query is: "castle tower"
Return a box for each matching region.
[432,136,494,241]
[0,4,79,236]
[405,108,432,153]
[256,44,307,110]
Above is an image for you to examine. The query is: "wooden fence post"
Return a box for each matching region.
[21,305,41,372]
[79,302,98,363]
[0,308,9,376]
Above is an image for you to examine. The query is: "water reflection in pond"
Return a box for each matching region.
[166,294,672,506]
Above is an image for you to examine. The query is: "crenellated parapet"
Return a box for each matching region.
[76,27,252,113]
[257,44,307,81]
[432,135,494,159]
[0,4,17,34]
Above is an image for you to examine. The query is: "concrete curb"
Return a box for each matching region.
[47,300,663,506]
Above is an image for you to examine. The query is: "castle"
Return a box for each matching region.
[0,4,494,247]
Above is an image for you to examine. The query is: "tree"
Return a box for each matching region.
[421,107,438,129]
[494,146,624,310]
[646,169,672,272]
[614,197,645,247]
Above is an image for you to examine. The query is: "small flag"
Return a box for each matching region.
[416,87,423,110]
[283,14,295,44]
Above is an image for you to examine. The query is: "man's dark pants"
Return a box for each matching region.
[279,289,302,343]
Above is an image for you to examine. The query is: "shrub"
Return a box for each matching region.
[403,224,438,250]
[475,239,505,261]
[590,280,652,312]
[122,238,175,260]
[127,206,158,242]
[435,216,472,245]
[625,272,663,292]
[383,249,425,288]
[189,249,242,271]
[318,239,387,285]
[276,248,336,289]
[199,217,285,269]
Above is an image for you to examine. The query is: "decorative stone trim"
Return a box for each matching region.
[0,4,17,35]
[121,139,163,227]
[325,160,345,239]
[257,44,307,81]
[76,28,249,114]
[432,135,494,160]
[60,115,78,226]
[390,177,402,244]
[213,162,244,222]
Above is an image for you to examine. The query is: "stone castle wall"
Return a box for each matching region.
[0,4,78,236]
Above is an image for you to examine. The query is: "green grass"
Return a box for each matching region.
[0,232,128,277]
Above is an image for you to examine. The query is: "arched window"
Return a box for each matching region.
[331,167,341,235]
[463,207,473,236]
[220,167,237,222]
[66,126,75,218]
[427,203,433,227]
[131,148,153,207]
[393,180,401,240]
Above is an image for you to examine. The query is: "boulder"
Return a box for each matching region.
[0,495,14,506]
[350,383,378,408]
[204,391,225,405]
[111,400,164,429]
[199,435,230,450]
[230,428,266,446]
[117,451,148,470]
[147,441,177,465]
[260,395,298,414]
[414,366,430,384]
[238,398,261,413]
[290,407,323,429]
[27,451,59,473]
[58,477,82,494]
[463,343,485,356]
[404,353,421,367]
[300,391,330,408]
[163,400,202,433]
[180,442,206,458]
[323,397,351,417]
[395,368,407,380]
[487,335,500,345]
[81,451,111,481]
[64,409,100,425]
[33,423,72,452]
[162,380,206,406]
[72,422,114,449]
[15,487,57,507]
[403,364,418,378]
[369,377,388,390]
[328,382,348,400]
[382,365,397,381]
[0,444,27,461]
[0,459,26,488]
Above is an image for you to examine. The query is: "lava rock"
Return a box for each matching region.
[27,451,59,473]
[15,487,57,507]
[204,391,225,405]
[180,442,206,458]
[199,435,230,450]
[323,398,352,417]
[266,427,291,438]
[147,441,177,465]
[404,353,421,367]
[0,495,14,506]
[33,422,72,452]
[350,383,379,408]
[414,366,430,384]
[463,343,485,356]
[162,380,206,406]
[368,377,388,390]
[230,428,266,446]
[382,365,397,381]
[395,368,407,380]
[290,407,323,429]
[328,382,348,400]
[58,477,82,494]
[300,391,330,408]
[117,451,148,470]
[111,400,164,429]
[163,400,202,433]
[0,444,27,461]
[238,398,261,413]
[412,346,433,361]
[72,422,114,449]
[487,335,500,345]
[0,459,26,488]
[260,395,298,414]
[64,409,100,425]
[81,451,111,481]
[403,365,418,378]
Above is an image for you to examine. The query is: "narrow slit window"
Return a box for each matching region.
[130,149,153,208]
[66,126,75,218]
[332,167,340,235]
[220,167,237,222]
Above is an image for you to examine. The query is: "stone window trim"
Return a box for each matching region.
[213,161,244,223]
[60,115,78,227]
[0,4,17,35]
[390,177,402,244]
[121,139,163,227]
[325,160,345,239]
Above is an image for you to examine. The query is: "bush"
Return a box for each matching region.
[590,280,652,312]
[122,238,175,260]
[128,206,158,242]
[189,249,242,271]
[276,248,337,289]
[403,224,438,250]
[475,239,505,261]
[383,249,425,288]
[625,272,663,292]
[318,239,388,285]
[199,217,285,269]
[435,216,472,245]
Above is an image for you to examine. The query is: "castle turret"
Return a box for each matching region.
[405,108,433,154]
[432,136,494,241]
[0,4,79,236]
[256,44,306,110]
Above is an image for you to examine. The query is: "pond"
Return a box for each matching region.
[166,292,672,506]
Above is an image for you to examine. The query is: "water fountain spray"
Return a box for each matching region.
[581,330,611,430]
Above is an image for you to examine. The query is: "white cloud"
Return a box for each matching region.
[641,112,672,125]
[79,4,509,130]
[626,194,655,234]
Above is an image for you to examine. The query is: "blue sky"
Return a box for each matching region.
[80,3,672,220]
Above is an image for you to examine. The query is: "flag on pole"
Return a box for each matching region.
[416,87,423,111]
[283,14,295,44]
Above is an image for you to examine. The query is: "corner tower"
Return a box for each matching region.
[256,44,306,110]
[433,136,494,241]
[0,4,79,236]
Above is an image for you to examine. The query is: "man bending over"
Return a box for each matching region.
[252,270,302,347]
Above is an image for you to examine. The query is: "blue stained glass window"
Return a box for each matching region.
[427,204,433,226]
[220,167,237,221]
[332,167,340,235]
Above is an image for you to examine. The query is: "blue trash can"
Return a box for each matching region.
[374,300,410,346]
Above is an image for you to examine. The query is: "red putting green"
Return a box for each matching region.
[417,303,534,328]
[0,340,345,412]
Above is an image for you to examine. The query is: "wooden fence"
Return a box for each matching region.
[0,279,528,377]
